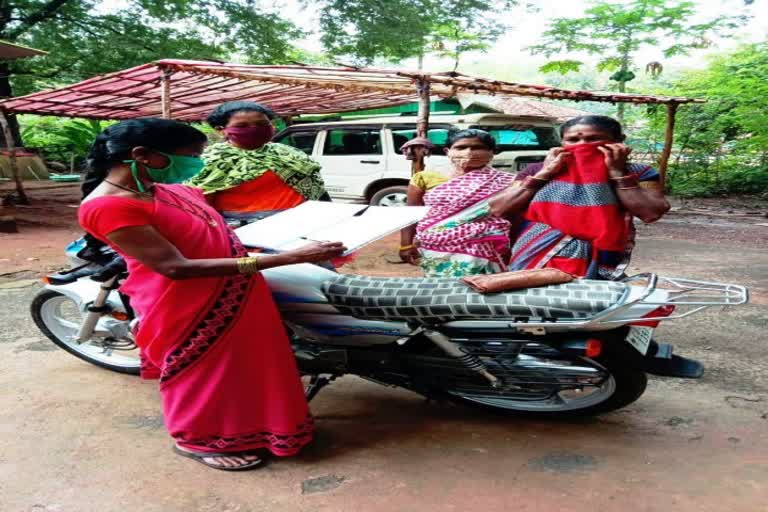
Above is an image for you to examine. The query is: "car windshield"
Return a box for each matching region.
[471,125,560,151]
[392,124,560,153]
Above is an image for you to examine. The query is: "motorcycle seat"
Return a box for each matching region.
[322,275,629,322]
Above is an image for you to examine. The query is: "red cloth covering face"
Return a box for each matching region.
[524,141,629,253]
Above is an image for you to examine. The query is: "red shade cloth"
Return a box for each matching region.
[524,142,629,252]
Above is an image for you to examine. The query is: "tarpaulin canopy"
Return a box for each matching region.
[0,40,47,60]
[0,59,703,122]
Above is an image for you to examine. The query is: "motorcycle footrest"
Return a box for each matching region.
[653,342,674,359]
[642,354,704,379]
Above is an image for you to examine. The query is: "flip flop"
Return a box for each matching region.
[173,445,264,471]
[384,257,409,264]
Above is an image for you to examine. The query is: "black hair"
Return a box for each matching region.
[206,101,276,128]
[559,115,624,141]
[447,128,497,151]
[82,118,207,198]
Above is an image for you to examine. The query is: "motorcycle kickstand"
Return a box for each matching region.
[304,374,337,402]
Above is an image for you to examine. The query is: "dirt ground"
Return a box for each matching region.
[1,183,767,511]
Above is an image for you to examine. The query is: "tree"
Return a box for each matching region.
[530,0,749,121]
[314,0,433,65]
[315,0,520,69]
[0,1,304,204]
[647,42,768,196]
[0,1,304,139]
[427,1,509,71]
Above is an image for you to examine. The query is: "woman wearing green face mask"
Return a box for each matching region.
[79,119,345,471]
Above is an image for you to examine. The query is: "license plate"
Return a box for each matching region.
[626,326,654,355]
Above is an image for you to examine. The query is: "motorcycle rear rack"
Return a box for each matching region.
[439,273,749,331]
[597,273,748,324]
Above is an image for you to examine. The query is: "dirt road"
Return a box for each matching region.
[1,185,767,511]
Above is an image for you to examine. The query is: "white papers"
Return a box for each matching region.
[235,201,429,255]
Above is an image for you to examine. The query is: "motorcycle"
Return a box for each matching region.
[30,237,748,416]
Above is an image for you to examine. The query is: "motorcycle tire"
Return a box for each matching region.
[31,289,140,376]
[441,357,647,417]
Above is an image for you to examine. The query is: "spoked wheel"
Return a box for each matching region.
[442,355,646,417]
[31,289,140,375]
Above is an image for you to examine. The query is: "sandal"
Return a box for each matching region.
[173,445,264,471]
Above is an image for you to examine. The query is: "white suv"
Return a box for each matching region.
[273,113,560,206]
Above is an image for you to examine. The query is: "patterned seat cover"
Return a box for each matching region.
[322,275,628,322]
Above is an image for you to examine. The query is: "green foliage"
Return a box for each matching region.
[314,0,434,63]
[1,1,304,96]
[609,70,636,82]
[314,0,522,68]
[530,0,749,118]
[430,20,499,71]
[650,43,768,196]
[19,116,112,166]
[539,60,583,74]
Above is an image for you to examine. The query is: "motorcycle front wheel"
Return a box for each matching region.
[30,289,141,375]
[440,357,647,417]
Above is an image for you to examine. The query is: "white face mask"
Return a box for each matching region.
[448,147,493,172]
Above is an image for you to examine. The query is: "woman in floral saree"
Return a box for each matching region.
[79,119,344,471]
[399,130,516,277]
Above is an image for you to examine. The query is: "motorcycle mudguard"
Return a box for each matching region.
[639,354,704,379]
[44,279,126,312]
[605,336,704,379]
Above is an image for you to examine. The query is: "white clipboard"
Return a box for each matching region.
[234,201,429,255]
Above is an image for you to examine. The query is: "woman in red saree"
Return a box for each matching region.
[489,115,670,279]
[78,119,345,471]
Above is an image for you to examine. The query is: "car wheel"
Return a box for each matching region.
[370,185,408,207]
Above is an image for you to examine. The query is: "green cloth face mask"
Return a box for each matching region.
[125,151,205,192]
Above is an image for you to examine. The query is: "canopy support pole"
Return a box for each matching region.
[658,102,678,189]
[411,78,431,176]
[160,68,172,119]
[0,109,28,205]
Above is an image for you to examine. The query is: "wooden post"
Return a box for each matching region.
[658,102,678,189]
[0,109,28,205]
[160,68,173,119]
[411,78,431,176]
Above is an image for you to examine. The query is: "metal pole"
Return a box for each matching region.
[0,109,28,205]
[658,102,678,189]
[411,78,431,175]
[160,68,173,119]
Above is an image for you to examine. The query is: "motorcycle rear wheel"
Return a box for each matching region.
[31,289,140,375]
[442,357,647,417]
